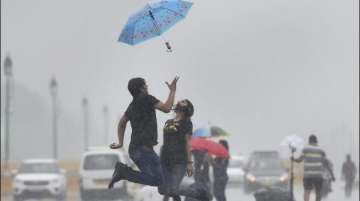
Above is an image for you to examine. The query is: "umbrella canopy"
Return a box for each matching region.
[190,137,229,158]
[193,126,230,138]
[118,0,193,46]
[210,126,229,137]
[279,134,304,158]
[193,128,211,138]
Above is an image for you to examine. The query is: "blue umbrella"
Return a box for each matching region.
[193,126,230,138]
[118,0,193,51]
[193,128,211,138]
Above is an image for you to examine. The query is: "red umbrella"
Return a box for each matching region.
[190,137,229,158]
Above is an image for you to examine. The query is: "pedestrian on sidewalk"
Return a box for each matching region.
[292,134,335,201]
[341,154,357,198]
[184,150,212,201]
[212,140,229,201]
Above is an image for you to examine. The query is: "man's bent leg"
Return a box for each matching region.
[124,146,163,186]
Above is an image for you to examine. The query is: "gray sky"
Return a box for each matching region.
[1,0,359,168]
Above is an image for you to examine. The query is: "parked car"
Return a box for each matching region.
[243,151,289,194]
[12,159,67,201]
[79,147,128,201]
[227,155,246,184]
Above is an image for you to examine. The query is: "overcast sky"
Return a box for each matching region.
[1,0,359,168]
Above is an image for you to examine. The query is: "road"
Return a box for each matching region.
[1,182,359,201]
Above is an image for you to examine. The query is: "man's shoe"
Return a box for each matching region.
[108,162,127,189]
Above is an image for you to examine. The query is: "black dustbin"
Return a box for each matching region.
[254,187,292,201]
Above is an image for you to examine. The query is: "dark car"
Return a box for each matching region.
[243,151,289,194]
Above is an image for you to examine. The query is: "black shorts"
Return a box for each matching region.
[303,177,323,191]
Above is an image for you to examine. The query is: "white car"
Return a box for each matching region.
[12,159,67,201]
[227,155,246,184]
[79,147,128,201]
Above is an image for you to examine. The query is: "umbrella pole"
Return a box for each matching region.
[290,147,295,201]
[148,8,172,52]
[165,41,172,52]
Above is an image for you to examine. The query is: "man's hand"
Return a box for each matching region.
[186,163,193,177]
[109,142,123,149]
[165,76,179,92]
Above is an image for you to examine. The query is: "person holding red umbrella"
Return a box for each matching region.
[158,99,210,201]
[212,140,230,201]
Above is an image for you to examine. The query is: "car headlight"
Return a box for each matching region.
[246,174,256,182]
[279,174,289,182]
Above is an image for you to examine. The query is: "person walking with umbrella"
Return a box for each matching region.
[292,134,335,201]
[185,134,230,201]
[158,99,210,201]
[212,140,230,201]
[341,154,357,198]
[108,76,178,188]
[183,150,212,201]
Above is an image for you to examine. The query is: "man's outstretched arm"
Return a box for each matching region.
[110,114,129,149]
[155,76,179,113]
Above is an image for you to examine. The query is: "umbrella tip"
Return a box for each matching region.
[165,42,172,52]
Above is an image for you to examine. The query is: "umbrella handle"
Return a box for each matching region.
[165,42,172,52]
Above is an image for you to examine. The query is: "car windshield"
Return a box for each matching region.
[18,163,60,174]
[84,154,119,170]
[248,158,283,171]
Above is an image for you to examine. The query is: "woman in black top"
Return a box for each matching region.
[159,99,209,201]
[212,140,229,201]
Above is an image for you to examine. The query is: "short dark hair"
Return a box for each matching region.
[309,134,318,144]
[128,77,145,97]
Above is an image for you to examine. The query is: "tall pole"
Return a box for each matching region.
[103,105,109,145]
[3,55,13,173]
[50,77,58,159]
[82,97,89,151]
[289,147,295,201]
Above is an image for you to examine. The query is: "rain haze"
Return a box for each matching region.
[1,0,359,200]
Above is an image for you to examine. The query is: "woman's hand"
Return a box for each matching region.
[186,163,193,177]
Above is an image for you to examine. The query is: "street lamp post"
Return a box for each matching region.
[82,97,89,151]
[50,77,58,159]
[103,105,109,144]
[3,55,13,173]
